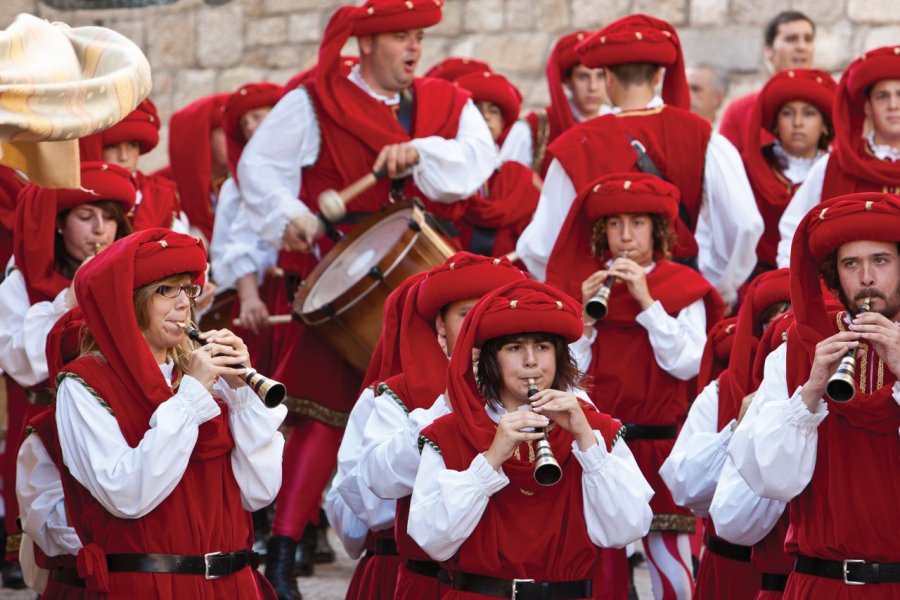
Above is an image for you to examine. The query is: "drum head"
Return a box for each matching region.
[302,207,414,313]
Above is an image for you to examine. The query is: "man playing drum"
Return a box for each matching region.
[235,2,497,598]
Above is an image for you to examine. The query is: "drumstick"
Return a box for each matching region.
[503,251,518,263]
[232,314,293,328]
[318,164,389,222]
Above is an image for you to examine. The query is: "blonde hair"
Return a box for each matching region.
[80,272,196,372]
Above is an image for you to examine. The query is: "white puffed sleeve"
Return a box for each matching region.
[359,392,449,500]
[499,119,534,168]
[728,344,828,502]
[776,154,829,269]
[237,88,321,248]
[696,133,764,307]
[0,270,69,387]
[709,453,786,546]
[16,434,82,557]
[56,370,221,519]
[659,381,732,516]
[408,100,499,202]
[573,434,654,548]
[324,483,368,559]
[515,159,577,281]
[408,448,509,562]
[216,379,287,511]
[635,298,707,380]
[333,388,396,531]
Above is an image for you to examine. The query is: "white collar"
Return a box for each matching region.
[566,95,614,123]
[865,130,900,162]
[608,95,664,115]
[159,360,174,384]
[772,141,823,184]
[348,64,401,106]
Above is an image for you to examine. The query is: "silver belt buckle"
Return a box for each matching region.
[204,551,225,580]
[843,559,866,585]
[511,578,535,599]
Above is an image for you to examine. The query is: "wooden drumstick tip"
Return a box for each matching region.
[318,189,347,222]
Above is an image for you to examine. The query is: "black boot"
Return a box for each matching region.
[295,524,316,577]
[265,536,302,600]
[314,509,335,564]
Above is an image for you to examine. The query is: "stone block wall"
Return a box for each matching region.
[4,0,899,170]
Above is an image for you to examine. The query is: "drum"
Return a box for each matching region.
[293,203,456,373]
[198,288,237,332]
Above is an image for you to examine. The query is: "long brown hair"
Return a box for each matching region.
[81,273,195,372]
[476,332,583,408]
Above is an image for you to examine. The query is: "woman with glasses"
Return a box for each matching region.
[25,228,286,598]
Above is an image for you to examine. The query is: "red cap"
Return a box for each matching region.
[576,14,689,109]
[546,173,680,300]
[167,93,229,242]
[697,316,737,391]
[223,82,283,177]
[545,30,592,134]
[13,162,136,305]
[758,69,836,130]
[453,71,522,140]
[426,57,492,81]
[351,0,443,36]
[470,281,583,346]
[790,192,900,357]
[79,99,161,161]
[830,46,900,188]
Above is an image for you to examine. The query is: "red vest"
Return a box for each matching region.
[549,106,711,260]
[422,411,621,582]
[458,162,540,258]
[783,317,900,561]
[56,357,261,598]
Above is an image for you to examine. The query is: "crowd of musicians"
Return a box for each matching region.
[0,1,898,599]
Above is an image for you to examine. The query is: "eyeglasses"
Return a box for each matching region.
[155,284,202,299]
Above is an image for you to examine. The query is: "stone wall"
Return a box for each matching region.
[5,0,900,170]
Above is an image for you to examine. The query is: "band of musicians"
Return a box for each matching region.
[1,1,900,599]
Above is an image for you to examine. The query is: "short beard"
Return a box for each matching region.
[838,282,900,319]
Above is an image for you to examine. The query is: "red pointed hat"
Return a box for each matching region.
[453,71,522,140]
[545,173,680,300]
[426,57,492,81]
[576,14,689,109]
[351,0,443,36]
[697,316,737,391]
[546,30,592,133]
[78,98,161,161]
[14,162,136,304]
[167,93,229,242]
[790,192,900,356]
[830,46,900,188]
[222,82,283,177]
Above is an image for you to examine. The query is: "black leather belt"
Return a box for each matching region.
[795,554,900,585]
[704,534,752,562]
[623,423,679,440]
[760,573,789,591]
[450,571,592,599]
[405,559,444,579]
[51,549,258,585]
[364,538,398,557]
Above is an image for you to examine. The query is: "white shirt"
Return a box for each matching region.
[237,68,499,249]
[0,269,69,387]
[515,97,762,306]
[658,380,734,517]
[209,177,278,290]
[330,387,396,541]
[776,153,830,268]
[407,403,653,562]
[55,362,287,519]
[708,452,786,546]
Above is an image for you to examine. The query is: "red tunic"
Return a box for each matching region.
[549,106,712,262]
[781,315,900,598]
[53,355,269,599]
[130,171,181,231]
[458,162,540,258]
[587,260,722,530]
[422,409,622,599]
[820,153,899,199]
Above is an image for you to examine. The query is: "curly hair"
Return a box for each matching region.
[590,213,677,261]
